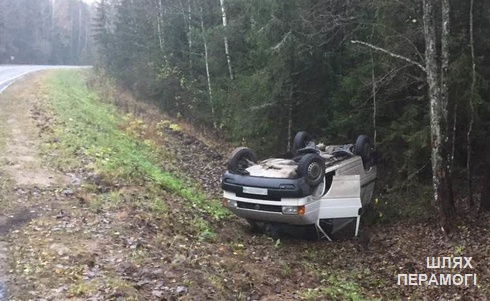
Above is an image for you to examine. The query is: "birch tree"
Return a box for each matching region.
[155,0,165,52]
[187,0,193,73]
[423,0,454,232]
[200,5,216,128]
[219,0,233,80]
[467,0,476,205]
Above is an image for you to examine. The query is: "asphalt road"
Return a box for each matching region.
[0,65,89,93]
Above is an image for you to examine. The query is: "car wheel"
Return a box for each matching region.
[293,131,313,154]
[354,135,372,167]
[227,147,258,174]
[297,153,325,186]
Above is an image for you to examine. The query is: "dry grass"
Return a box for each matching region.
[86,73,232,155]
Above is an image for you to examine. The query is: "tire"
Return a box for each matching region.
[354,135,372,166]
[297,153,325,186]
[293,131,313,154]
[227,147,258,174]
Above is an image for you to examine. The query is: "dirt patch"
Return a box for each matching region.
[0,76,69,187]
[0,72,72,300]
[0,209,34,236]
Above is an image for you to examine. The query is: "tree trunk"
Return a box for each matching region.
[287,84,293,151]
[450,102,457,171]
[467,0,476,205]
[481,158,490,211]
[441,0,450,121]
[370,24,377,149]
[441,0,454,209]
[156,0,165,52]
[200,6,216,128]
[423,0,455,233]
[188,0,193,72]
[219,0,234,80]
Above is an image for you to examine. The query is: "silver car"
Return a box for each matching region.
[221,132,377,240]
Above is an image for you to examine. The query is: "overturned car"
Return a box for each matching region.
[221,132,377,240]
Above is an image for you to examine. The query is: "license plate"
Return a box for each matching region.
[243,186,268,195]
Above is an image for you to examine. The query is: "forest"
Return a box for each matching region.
[93,0,490,228]
[0,0,489,299]
[0,0,93,64]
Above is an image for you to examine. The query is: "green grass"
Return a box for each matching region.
[295,247,379,301]
[298,273,378,301]
[45,70,228,221]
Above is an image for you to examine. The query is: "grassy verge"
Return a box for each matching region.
[44,70,228,223]
[4,69,232,299]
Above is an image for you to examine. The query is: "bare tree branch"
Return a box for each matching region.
[271,30,292,52]
[351,40,426,73]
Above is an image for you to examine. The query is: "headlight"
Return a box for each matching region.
[282,205,305,215]
[224,199,237,208]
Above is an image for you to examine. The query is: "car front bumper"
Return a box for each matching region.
[222,174,364,227]
[223,190,319,225]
